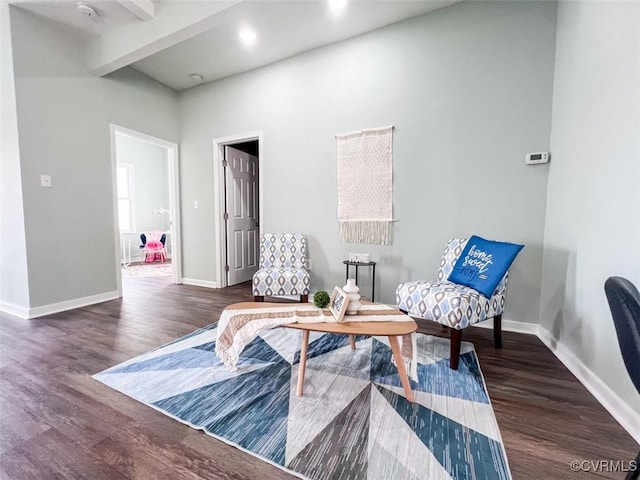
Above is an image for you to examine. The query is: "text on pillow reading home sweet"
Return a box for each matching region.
[461,245,493,279]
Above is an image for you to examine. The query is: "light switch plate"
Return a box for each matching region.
[40,174,52,187]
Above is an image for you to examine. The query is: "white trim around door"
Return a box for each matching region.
[110,124,183,295]
[212,131,264,288]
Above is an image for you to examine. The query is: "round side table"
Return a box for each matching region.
[343,260,376,302]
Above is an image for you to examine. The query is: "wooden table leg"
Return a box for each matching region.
[388,335,415,403]
[296,330,310,396]
[349,334,356,350]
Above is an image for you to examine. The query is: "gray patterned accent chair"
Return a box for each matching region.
[396,238,508,369]
[252,233,310,303]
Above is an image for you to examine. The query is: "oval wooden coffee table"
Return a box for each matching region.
[218,302,418,402]
[286,317,417,402]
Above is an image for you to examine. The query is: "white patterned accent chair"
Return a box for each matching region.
[252,233,310,303]
[396,238,508,370]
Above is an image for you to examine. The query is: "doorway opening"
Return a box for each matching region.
[213,132,263,288]
[110,125,182,295]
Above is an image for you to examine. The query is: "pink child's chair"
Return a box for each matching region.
[143,231,167,263]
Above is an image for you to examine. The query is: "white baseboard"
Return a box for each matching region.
[271,294,309,301]
[0,301,30,319]
[28,290,121,319]
[182,278,219,289]
[391,306,539,336]
[537,326,640,444]
[471,317,539,335]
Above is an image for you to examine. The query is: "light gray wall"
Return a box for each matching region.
[179,0,557,322]
[10,7,180,308]
[541,1,640,413]
[0,1,29,312]
[116,134,170,233]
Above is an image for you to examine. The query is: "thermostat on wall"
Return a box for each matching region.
[525,152,549,165]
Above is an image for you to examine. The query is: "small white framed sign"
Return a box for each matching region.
[329,286,350,322]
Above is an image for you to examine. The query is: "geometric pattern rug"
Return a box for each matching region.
[93,324,512,480]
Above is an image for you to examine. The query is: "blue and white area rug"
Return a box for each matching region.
[93,324,512,480]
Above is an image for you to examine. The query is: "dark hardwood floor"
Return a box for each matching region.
[0,276,637,479]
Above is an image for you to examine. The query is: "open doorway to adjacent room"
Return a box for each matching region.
[110,125,181,293]
[213,132,262,288]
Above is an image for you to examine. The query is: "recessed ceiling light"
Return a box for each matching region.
[328,0,347,16]
[239,26,257,47]
[190,73,203,82]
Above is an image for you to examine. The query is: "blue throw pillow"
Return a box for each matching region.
[448,235,524,298]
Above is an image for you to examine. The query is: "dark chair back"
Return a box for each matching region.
[605,276,640,393]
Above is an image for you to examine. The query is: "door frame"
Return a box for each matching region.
[212,131,263,288]
[110,124,182,295]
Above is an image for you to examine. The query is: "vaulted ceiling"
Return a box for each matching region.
[11,0,460,90]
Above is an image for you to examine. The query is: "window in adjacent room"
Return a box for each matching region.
[117,163,135,232]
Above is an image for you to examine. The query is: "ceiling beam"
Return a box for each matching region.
[87,0,242,78]
[114,0,155,21]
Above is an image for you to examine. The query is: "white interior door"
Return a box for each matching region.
[225,146,259,285]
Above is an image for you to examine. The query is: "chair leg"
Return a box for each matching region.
[450,328,463,370]
[300,295,308,303]
[254,296,264,302]
[494,314,503,348]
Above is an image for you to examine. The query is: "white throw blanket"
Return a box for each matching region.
[336,126,394,245]
[215,302,417,381]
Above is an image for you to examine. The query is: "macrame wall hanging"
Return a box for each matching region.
[336,125,394,245]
